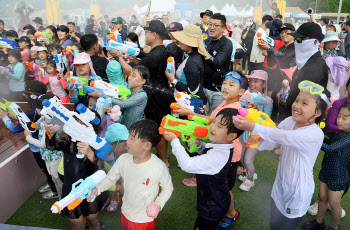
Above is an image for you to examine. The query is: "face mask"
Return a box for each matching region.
[294,39,319,70]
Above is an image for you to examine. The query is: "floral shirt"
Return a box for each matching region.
[38,118,63,161]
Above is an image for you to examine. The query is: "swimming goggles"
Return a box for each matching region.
[224,72,245,89]
[298,80,332,107]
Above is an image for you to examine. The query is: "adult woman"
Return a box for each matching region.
[57,25,73,49]
[165,24,209,104]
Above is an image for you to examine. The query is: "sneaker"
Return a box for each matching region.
[182,176,197,187]
[218,210,240,229]
[328,204,346,218]
[38,184,51,193]
[308,200,319,216]
[239,180,255,191]
[42,190,58,200]
[302,219,326,230]
[238,173,257,182]
[107,200,119,212]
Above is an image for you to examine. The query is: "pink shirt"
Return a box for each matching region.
[212,101,242,163]
[48,73,68,98]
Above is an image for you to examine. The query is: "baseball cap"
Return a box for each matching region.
[144,20,166,36]
[37,46,48,52]
[289,22,324,42]
[32,17,43,24]
[28,93,58,109]
[278,23,295,32]
[166,22,183,32]
[19,36,31,44]
[112,18,123,24]
[200,10,213,18]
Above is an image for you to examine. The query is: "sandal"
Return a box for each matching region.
[42,190,58,200]
[38,184,51,193]
[107,186,120,212]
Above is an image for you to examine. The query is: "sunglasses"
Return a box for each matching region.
[298,80,324,95]
[224,72,245,89]
[295,37,311,43]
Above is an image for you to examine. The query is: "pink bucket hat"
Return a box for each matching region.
[73,52,97,76]
[247,70,269,94]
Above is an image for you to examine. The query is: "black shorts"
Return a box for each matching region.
[228,161,239,190]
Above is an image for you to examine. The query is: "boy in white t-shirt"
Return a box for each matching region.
[88,119,173,229]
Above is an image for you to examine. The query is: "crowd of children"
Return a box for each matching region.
[0,9,350,230]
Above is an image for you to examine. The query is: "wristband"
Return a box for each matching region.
[116,54,122,59]
[170,78,178,87]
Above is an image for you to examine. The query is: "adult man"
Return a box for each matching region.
[112,18,127,42]
[32,17,44,32]
[85,19,95,35]
[67,22,81,44]
[161,12,172,28]
[197,9,213,40]
[129,15,140,32]
[309,9,329,35]
[0,20,6,38]
[203,13,233,113]
[249,15,273,72]
[284,22,328,119]
[108,20,172,167]
[74,16,83,32]
[80,34,109,82]
[345,21,350,59]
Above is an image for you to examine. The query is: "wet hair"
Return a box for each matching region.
[48,42,63,53]
[47,59,66,74]
[216,108,244,137]
[46,25,58,39]
[237,71,249,90]
[80,34,98,52]
[338,102,350,117]
[321,17,330,25]
[129,119,161,147]
[8,49,22,61]
[25,80,47,95]
[211,13,226,26]
[126,32,138,44]
[23,24,35,31]
[57,25,69,34]
[67,22,75,26]
[27,28,36,36]
[134,64,150,81]
[262,15,273,24]
[276,14,283,20]
[309,94,328,124]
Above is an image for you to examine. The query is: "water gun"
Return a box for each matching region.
[67,76,89,96]
[167,57,175,74]
[239,91,266,108]
[124,41,138,48]
[51,170,106,213]
[257,31,275,48]
[25,61,34,70]
[238,108,276,148]
[63,46,72,55]
[92,97,112,118]
[0,38,19,49]
[34,31,52,43]
[170,92,205,115]
[6,101,36,132]
[85,80,131,100]
[53,53,65,73]
[41,97,113,160]
[0,66,13,75]
[0,98,17,118]
[110,28,121,42]
[159,114,210,153]
[106,40,140,57]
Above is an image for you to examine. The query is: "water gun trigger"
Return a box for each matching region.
[188,143,198,153]
[90,194,96,202]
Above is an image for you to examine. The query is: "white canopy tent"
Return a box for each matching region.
[220,3,237,16]
[208,4,218,13]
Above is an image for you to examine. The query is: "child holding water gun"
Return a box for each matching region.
[303,102,350,230]
[44,60,70,103]
[90,64,148,129]
[163,108,244,230]
[233,80,330,230]
[238,70,273,192]
[36,46,52,93]
[87,120,174,229]
[67,52,102,106]
[48,43,71,68]
[1,49,25,101]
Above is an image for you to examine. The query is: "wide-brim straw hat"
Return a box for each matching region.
[171,24,209,59]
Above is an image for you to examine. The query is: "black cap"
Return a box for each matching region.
[32,17,43,24]
[6,30,18,38]
[278,23,295,32]
[166,22,183,32]
[23,24,35,31]
[19,36,31,44]
[28,93,58,109]
[57,25,69,33]
[144,20,166,36]
[289,22,324,42]
[200,10,213,18]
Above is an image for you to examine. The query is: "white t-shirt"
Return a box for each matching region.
[135,25,146,48]
[96,153,173,223]
[253,117,324,218]
[318,22,327,35]
[250,28,267,63]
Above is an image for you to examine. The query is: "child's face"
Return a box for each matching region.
[57,31,67,40]
[38,51,48,61]
[221,78,245,100]
[19,41,29,49]
[27,34,35,42]
[112,140,127,156]
[325,41,338,51]
[7,35,16,40]
[128,69,145,88]
[88,97,97,109]
[75,63,90,76]
[30,50,37,59]
[126,131,149,155]
[337,107,350,131]
[209,115,235,144]
[45,28,53,37]
[8,55,17,64]
[46,64,56,75]
[292,91,321,126]
[249,78,265,94]
[50,48,58,55]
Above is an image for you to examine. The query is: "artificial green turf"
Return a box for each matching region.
[6,147,350,230]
